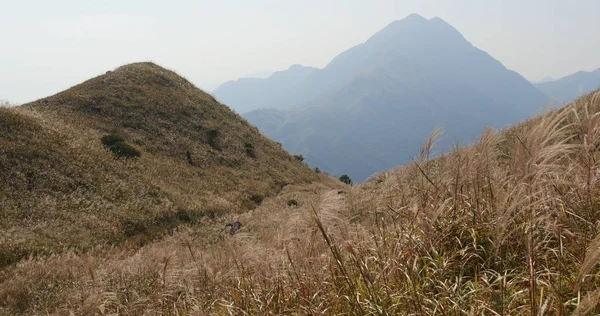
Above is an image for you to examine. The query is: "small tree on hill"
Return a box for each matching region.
[101,134,125,147]
[109,142,141,158]
[206,129,220,150]
[101,134,141,159]
[244,142,256,159]
[339,174,352,185]
[293,154,304,162]
[186,150,193,165]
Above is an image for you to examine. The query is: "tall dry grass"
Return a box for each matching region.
[2,90,600,315]
[0,100,11,107]
[211,90,600,314]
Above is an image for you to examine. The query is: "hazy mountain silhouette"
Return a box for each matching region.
[213,64,319,113]
[238,14,548,181]
[535,68,600,105]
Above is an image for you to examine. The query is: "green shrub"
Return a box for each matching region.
[339,174,352,185]
[206,129,219,149]
[249,194,264,205]
[287,199,298,207]
[293,154,304,162]
[101,134,125,147]
[186,150,193,165]
[109,142,141,158]
[101,134,141,159]
[122,220,147,237]
[314,167,321,173]
[244,142,256,158]
[176,208,193,223]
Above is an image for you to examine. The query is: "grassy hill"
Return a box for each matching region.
[0,62,328,271]
[1,63,600,314]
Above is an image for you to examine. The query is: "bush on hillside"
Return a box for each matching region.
[186,150,193,165]
[206,129,220,150]
[244,142,256,159]
[293,154,304,162]
[249,194,264,205]
[287,199,298,207]
[339,174,352,185]
[109,142,141,158]
[101,134,141,159]
[101,134,125,147]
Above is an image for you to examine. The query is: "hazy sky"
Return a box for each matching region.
[2,0,600,103]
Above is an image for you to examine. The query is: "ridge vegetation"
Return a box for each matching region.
[2,63,600,315]
[0,62,327,274]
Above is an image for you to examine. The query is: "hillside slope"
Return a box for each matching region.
[536,67,600,105]
[0,62,325,268]
[244,14,549,181]
[2,85,598,314]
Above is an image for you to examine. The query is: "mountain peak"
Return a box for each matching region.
[107,62,192,88]
[404,13,428,21]
[382,13,428,30]
[115,61,162,71]
[366,13,463,46]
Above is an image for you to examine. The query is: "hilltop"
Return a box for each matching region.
[0,62,332,270]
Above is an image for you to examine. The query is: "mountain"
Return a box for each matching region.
[242,14,549,181]
[535,67,600,105]
[213,64,319,113]
[0,62,326,268]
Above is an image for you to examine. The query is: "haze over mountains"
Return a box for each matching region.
[215,14,550,181]
[4,7,600,312]
[535,67,600,106]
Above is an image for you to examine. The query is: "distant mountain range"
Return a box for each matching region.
[213,64,319,114]
[535,68,600,106]
[215,14,554,181]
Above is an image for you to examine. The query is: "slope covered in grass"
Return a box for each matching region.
[0,62,324,270]
[209,89,600,314]
[2,80,600,314]
[3,64,600,314]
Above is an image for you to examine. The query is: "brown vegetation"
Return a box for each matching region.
[0,62,324,273]
[1,63,600,315]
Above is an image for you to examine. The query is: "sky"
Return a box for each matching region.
[1,0,600,104]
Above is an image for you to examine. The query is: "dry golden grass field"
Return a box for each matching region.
[1,63,600,315]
